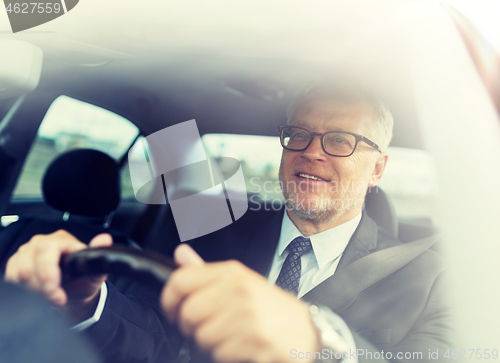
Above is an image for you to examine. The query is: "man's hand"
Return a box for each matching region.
[4,230,112,321]
[161,244,319,363]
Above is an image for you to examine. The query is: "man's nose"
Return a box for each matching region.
[302,135,326,161]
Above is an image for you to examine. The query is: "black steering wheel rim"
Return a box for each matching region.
[61,247,177,288]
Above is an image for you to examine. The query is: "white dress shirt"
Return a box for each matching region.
[70,281,108,333]
[267,211,362,298]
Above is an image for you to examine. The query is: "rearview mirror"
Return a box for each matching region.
[0,40,43,100]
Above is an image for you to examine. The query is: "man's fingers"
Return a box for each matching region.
[89,233,113,248]
[161,266,214,324]
[211,335,260,363]
[162,244,206,323]
[177,277,232,336]
[4,230,106,307]
[4,246,34,285]
[33,234,86,296]
[44,287,67,306]
[161,260,246,323]
[174,244,204,267]
[33,232,109,297]
[193,306,243,353]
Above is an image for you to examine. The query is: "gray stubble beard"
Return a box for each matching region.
[283,187,362,222]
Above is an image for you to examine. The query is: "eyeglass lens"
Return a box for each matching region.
[281,127,356,156]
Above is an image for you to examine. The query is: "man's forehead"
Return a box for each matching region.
[290,95,375,129]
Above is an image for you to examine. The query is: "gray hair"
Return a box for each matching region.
[286,82,394,151]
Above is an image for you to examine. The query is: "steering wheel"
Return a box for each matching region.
[61,247,177,288]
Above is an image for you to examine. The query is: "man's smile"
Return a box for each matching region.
[295,172,331,183]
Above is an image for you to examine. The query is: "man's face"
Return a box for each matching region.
[279,94,385,222]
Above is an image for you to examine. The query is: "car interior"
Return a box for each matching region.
[0,55,438,256]
[1,0,500,354]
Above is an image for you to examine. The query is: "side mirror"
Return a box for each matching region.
[0,40,43,100]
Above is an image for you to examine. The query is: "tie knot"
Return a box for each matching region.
[288,237,312,257]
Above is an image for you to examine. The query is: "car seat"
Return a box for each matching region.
[0,149,140,292]
[364,187,398,238]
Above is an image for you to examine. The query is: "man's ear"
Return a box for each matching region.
[368,153,388,187]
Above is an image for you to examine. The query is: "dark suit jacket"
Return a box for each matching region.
[86,208,454,363]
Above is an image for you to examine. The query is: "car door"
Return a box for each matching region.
[1,95,150,239]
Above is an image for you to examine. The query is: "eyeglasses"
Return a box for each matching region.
[277,125,381,157]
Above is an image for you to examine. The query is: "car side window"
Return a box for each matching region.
[12,96,140,199]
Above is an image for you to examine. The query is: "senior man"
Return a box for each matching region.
[4,84,453,363]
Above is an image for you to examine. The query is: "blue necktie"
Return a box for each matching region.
[275,236,312,296]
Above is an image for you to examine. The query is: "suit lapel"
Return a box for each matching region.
[335,212,378,270]
[240,209,380,313]
[301,212,378,311]
[241,209,284,277]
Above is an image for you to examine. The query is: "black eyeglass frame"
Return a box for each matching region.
[277,125,382,157]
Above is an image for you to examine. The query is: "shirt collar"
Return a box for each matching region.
[277,211,362,270]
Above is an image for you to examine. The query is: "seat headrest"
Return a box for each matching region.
[365,188,398,238]
[42,149,120,218]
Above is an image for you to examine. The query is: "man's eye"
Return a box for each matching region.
[326,134,354,149]
[291,132,307,139]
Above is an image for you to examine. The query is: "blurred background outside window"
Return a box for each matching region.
[12,96,140,199]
